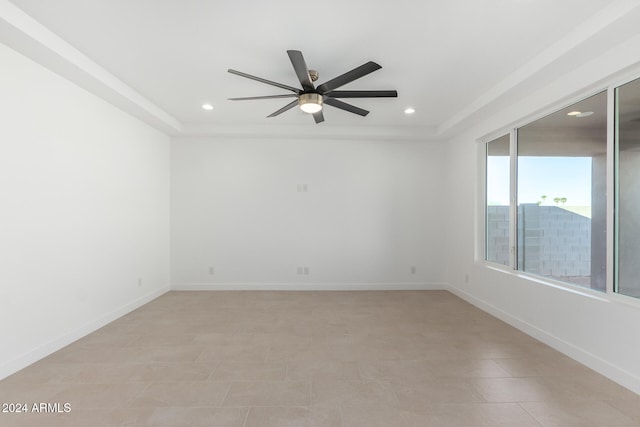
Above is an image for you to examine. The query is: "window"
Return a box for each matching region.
[517,92,607,291]
[615,77,640,298]
[484,92,608,293]
[486,135,510,266]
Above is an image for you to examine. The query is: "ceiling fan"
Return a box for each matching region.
[227,50,398,124]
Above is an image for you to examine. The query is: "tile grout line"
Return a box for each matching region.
[219,381,233,407]
[125,381,153,408]
[517,402,545,427]
[206,361,221,382]
[241,406,251,427]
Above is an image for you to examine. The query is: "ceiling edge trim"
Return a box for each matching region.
[179,123,440,142]
[436,0,640,138]
[0,0,182,135]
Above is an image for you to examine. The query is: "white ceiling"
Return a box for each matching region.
[2,0,639,138]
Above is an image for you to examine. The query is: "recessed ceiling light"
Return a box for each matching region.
[404,108,415,114]
[567,111,581,116]
[576,111,594,117]
[202,104,214,110]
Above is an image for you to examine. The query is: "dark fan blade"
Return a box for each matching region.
[229,94,298,101]
[287,50,314,92]
[325,90,397,98]
[324,98,369,116]
[312,110,324,124]
[316,62,382,93]
[267,100,299,117]
[228,69,300,93]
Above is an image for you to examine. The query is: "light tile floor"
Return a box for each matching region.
[0,291,638,426]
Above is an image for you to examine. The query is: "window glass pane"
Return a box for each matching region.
[486,134,510,266]
[615,77,640,298]
[517,92,607,291]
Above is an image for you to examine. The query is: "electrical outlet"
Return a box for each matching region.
[297,266,310,275]
[410,266,416,275]
[209,267,215,275]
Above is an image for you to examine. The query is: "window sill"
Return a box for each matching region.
[478,260,640,310]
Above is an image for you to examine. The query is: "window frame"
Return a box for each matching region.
[484,133,512,268]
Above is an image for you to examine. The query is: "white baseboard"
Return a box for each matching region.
[0,286,169,381]
[446,284,640,395]
[171,282,446,291]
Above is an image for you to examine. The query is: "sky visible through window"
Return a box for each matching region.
[487,156,592,206]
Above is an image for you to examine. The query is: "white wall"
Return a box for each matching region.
[445,36,640,394]
[171,136,446,289]
[0,42,171,379]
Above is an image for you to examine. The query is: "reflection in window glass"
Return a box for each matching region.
[517,91,607,291]
[486,135,510,266]
[615,77,640,298]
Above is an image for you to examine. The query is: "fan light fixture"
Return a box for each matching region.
[299,93,323,114]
